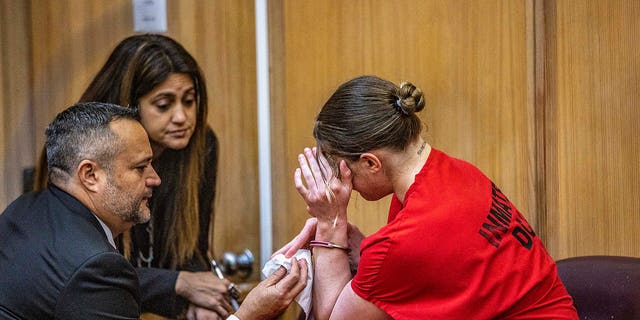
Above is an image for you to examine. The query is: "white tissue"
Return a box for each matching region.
[262,249,313,320]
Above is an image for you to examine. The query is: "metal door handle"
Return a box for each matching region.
[219,248,254,279]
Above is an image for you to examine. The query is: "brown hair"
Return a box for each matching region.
[314,75,426,169]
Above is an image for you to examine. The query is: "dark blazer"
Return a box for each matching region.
[0,186,140,319]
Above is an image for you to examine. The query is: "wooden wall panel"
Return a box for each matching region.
[544,0,640,259]
[173,1,261,279]
[0,1,5,209]
[30,0,133,156]
[0,0,33,209]
[26,0,260,281]
[270,0,537,251]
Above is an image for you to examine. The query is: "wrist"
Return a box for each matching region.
[316,214,347,229]
[309,240,351,252]
[233,308,252,320]
[174,271,188,297]
[315,224,348,244]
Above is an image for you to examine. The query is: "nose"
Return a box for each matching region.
[146,166,162,187]
[171,104,187,123]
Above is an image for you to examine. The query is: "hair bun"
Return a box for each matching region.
[396,81,426,115]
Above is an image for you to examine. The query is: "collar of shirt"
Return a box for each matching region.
[92,214,116,249]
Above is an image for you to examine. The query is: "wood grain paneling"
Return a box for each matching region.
[269,0,537,251]
[535,0,561,257]
[0,1,5,209]
[30,0,133,155]
[0,0,33,209]
[546,0,640,258]
[173,1,261,279]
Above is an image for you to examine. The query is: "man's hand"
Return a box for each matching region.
[176,271,234,318]
[234,258,308,320]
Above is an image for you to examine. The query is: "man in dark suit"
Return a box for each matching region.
[0,102,308,320]
[0,102,159,319]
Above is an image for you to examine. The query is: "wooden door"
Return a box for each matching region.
[540,0,640,258]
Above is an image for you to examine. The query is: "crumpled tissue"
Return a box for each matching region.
[262,249,313,320]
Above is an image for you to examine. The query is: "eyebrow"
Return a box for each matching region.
[132,156,153,167]
[152,92,176,100]
[156,86,195,95]
[151,88,195,101]
[182,88,196,96]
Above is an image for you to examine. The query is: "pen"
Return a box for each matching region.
[211,259,240,311]
[211,259,225,279]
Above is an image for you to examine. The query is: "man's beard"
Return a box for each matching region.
[103,178,150,224]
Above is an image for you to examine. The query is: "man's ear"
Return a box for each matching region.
[359,153,382,173]
[76,159,104,192]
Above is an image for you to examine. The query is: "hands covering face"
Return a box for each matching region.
[294,147,353,225]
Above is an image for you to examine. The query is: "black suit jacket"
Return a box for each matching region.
[0,186,140,319]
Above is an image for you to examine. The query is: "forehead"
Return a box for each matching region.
[109,119,153,163]
[150,73,194,94]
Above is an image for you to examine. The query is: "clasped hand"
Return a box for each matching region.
[177,271,234,319]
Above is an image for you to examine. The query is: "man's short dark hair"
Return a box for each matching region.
[45,102,139,184]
